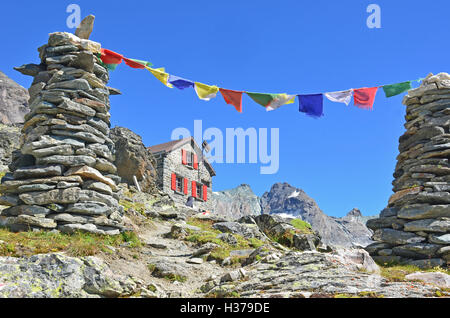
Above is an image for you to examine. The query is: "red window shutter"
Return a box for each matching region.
[184,178,188,195]
[203,185,208,201]
[193,154,198,170]
[181,149,187,165]
[192,181,197,197]
[171,173,176,191]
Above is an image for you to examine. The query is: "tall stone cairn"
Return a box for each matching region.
[0,28,127,235]
[366,72,450,268]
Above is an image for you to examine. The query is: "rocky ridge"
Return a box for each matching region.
[211,184,261,220]
[1,188,448,298]
[259,183,374,247]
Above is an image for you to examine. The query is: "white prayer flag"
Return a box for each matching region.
[325,89,353,106]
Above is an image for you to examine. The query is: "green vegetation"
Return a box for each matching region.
[206,290,241,298]
[378,264,450,282]
[164,274,187,283]
[0,228,141,257]
[260,219,313,248]
[147,264,187,282]
[290,219,313,233]
[119,199,147,215]
[185,218,265,264]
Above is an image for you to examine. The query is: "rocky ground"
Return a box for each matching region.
[0,188,448,298]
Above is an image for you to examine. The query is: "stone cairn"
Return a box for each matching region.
[366,73,450,268]
[0,21,127,235]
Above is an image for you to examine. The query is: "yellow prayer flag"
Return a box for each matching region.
[146,66,173,88]
[194,82,219,101]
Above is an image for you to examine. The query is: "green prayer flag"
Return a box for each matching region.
[382,81,412,98]
[96,53,118,71]
[129,58,153,67]
[106,63,119,71]
[246,92,277,107]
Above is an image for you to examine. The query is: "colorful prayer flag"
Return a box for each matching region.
[194,82,219,101]
[246,92,295,111]
[382,81,412,98]
[100,49,123,65]
[324,90,353,106]
[168,75,195,90]
[123,58,153,69]
[353,87,379,110]
[146,67,173,88]
[298,94,324,118]
[220,88,243,113]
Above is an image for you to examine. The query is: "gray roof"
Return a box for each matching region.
[148,137,216,176]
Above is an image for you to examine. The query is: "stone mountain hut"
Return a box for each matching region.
[148,137,216,210]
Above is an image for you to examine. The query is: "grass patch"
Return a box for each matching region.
[185,217,265,264]
[290,219,313,234]
[0,228,141,257]
[119,199,147,216]
[379,264,450,282]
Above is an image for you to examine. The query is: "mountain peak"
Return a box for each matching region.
[346,208,363,218]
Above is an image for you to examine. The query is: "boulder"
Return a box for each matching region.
[110,127,157,193]
[404,272,450,289]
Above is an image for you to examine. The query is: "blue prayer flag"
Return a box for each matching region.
[168,75,194,90]
[298,94,324,118]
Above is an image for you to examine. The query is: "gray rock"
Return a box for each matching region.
[36,155,96,167]
[47,79,91,92]
[428,233,450,244]
[403,218,450,233]
[19,188,80,205]
[392,243,442,259]
[372,228,426,245]
[367,216,406,230]
[404,272,450,289]
[213,221,265,240]
[109,127,157,193]
[192,242,220,257]
[293,233,321,251]
[186,258,203,265]
[16,215,57,229]
[17,184,56,193]
[206,251,439,298]
[2,205,51,217]
[260,183,373,247]
[56,98,96,117]
[0,253,137,298]
[211,184,261,219]
[0,71,29,125]
[406,258,446,269]
[13,165,63,179]
[85,182,113,195]
[66,202,112,216]
[397,204,450,220]
[0,124,21,171]
[0,194,20,207]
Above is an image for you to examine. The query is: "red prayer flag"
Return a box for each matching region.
[123,58,146,69]
[100,49,123,65]
[220,88,243,113]
[353,87,379,110]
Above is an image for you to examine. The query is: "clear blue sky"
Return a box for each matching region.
[1,1,448,217]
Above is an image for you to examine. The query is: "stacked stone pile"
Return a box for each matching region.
[0,31,126,235]
[366,73,450,268]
